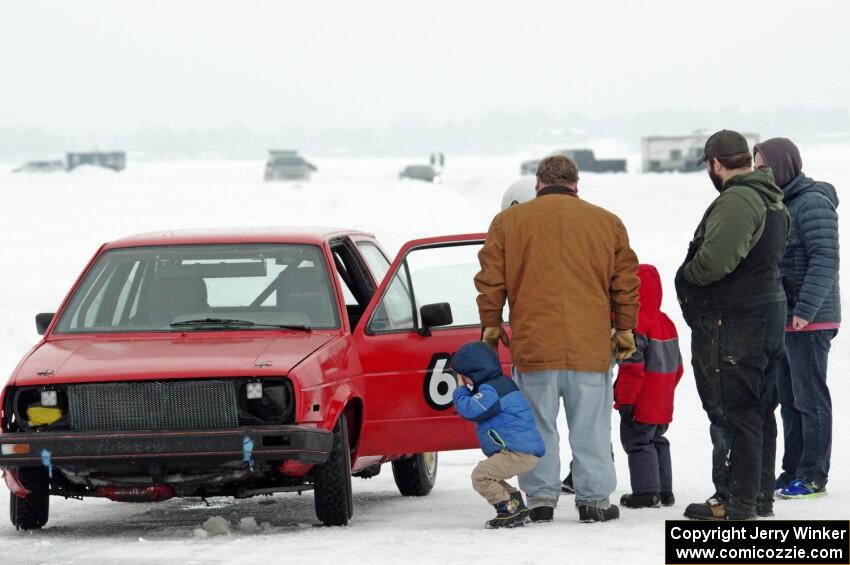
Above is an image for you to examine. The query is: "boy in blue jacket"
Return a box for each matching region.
[451,341,545,529]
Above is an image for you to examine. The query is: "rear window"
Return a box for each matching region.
[54,244,339,333]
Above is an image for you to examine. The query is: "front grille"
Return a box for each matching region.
[67,380,239,432]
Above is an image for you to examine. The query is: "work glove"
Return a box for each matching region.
[612,329,637,362]
[619,404,635,427]
[481,326,510,350]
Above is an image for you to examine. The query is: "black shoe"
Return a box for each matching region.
[620,492,661,509]
[578,502,620,522]
[510,491,530,522]
[756,502,774,518]
[528,506,554,523]
[684,498,726,521]
[561,472,575,495]
[660,491,675,507]
[485,499,525,529]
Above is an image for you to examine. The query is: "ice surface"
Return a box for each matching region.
[201,516,231,536]
[0,151,847,564]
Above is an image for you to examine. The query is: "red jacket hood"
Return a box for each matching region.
[11,332,335,386]
[637,264,662,313]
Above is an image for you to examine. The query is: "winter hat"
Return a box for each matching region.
[753,138,802,188]
[450,341,503,385]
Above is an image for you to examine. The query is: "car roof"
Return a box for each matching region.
[104,227,375,249]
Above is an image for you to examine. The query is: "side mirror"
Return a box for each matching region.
[36,313,55,336]
[419,303,453,336]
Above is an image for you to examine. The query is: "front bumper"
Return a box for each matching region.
[0,425,333,468]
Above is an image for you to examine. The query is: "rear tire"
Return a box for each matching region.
[392,452,438,496]
[313,416,353,526]
[9,468,50,530]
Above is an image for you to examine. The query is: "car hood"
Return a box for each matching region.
[12,332,335,386]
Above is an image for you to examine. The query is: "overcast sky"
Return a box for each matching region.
[1,0,848,132]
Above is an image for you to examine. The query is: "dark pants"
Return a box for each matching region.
[620,418,671,495]
[777,329,836,487]
[690,302,785,519]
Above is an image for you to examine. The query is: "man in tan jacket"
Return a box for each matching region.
[475,155,640,523]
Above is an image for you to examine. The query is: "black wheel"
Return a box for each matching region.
[9,467,50,530]
[392,452,438,496]
[313,416,353,526]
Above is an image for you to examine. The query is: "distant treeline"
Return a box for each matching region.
[2,107,849,161]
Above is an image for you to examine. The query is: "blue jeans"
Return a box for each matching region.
[514,368,616,509]
[777,329,836,487]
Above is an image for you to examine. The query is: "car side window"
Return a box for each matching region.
[404,243,484,327]
[367,263,415,332]
[367,241,505,333]
[356,242,391,284]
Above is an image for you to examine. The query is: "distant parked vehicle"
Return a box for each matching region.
[520,148,626,176]
[399,164,441,184]
[264,150,317,182]
[12,160,66,173]
[67,152,126,172]
[641,132,760,173]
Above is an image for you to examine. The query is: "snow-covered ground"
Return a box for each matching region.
[0,150,847,564]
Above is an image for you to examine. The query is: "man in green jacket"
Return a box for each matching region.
[675,130,789,521]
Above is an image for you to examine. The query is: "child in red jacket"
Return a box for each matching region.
[614,264,684,509]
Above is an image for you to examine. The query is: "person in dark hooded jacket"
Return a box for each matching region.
[450,341,544,529]
[754,138,840,499]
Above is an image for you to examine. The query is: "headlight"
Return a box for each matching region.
[41,389,58,407]
[246,382,263,400]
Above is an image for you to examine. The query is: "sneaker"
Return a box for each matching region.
[510,491,530,522]
[620,492,661,509]
[660,491,676,507]
[528,506,554,523]
[778,480,826,500]
[578,502,620,523]
[684,498,726,521]
[485,499,525,529]
[561,472,575,495]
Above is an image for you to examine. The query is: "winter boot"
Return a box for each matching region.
[485,499,525,529]
[577,502,620,523]
[620,492,661,509]
[684,498,726,521]
[660,491,676,507]
[528,506,554,523]
[756,501,774,518]
[561,472,575,495]
[509,491,530,522]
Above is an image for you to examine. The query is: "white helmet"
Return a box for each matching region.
[500,177,537,210]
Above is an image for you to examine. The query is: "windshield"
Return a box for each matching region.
[54,244,339,333]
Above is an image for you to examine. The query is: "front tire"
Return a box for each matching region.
[9,467,50,530]
[313,416,353,526]
[392,452,438,496]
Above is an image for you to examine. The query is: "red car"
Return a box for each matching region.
[1,228,510,529]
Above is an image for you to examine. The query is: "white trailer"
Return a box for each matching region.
[641,132,759,173]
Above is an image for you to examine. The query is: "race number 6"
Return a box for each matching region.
[423,353,456,410]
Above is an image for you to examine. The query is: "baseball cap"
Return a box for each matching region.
[696,130,751,165]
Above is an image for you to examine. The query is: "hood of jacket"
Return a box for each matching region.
[637,264,662,313]
[753,138,802,188]
[783,173,839,208]
[723,168,785,206]
[450,341,502,386]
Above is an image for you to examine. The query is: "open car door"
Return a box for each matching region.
[353,233,511,457]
